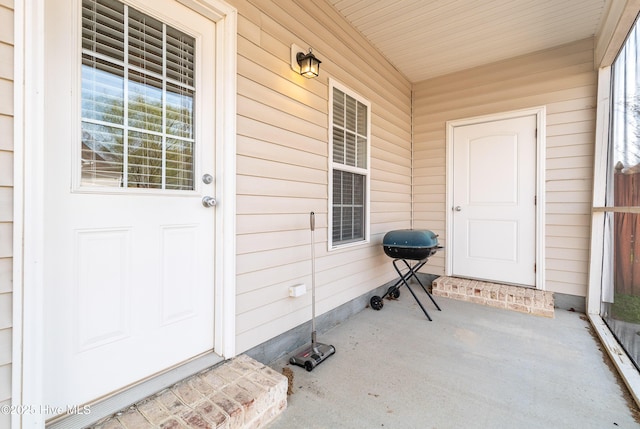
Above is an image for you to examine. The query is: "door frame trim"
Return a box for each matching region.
[14,1,237,426]
[445,107,546,289]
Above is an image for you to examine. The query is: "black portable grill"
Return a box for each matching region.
[370,229,443,320]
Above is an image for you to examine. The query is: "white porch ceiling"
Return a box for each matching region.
[327,0,610,82]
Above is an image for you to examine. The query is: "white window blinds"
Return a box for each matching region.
[81,0,196,190]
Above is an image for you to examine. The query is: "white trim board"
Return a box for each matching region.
[13,0,46,427]
[587,66,612,315]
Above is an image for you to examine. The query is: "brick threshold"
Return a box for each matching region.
[432,276,555,318]
[89,355,287,429]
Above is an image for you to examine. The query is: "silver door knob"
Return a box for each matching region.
[202,174,213,184]
[454,206,462,211]
[202,196,217,207]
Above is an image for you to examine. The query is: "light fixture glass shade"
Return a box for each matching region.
[297,49,321,78]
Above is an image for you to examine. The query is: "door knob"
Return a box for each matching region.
[454,206,462,211]
[202,196,217,207]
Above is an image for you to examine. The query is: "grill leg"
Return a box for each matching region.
[403,260,441,312]
[400,277,432,321]
[392,259,439,321]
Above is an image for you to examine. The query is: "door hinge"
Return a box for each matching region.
[534,195,537,205]
[535,128,538,138]
[534,263,537,273]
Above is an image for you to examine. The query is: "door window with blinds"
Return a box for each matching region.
[81,0,196,190]
[329,80,370,247]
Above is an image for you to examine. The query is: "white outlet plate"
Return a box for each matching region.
[289,284,306,297]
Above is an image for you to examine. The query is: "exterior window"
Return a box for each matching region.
[600,17,640,369]
[81,0,196,189]
[330,80,370,247]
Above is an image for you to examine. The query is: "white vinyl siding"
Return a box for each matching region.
[0,0,12,424]
[330,81,370,247]
[234,0,411,353]
[413,38,597,298]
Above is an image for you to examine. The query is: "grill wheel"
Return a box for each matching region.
[388,286,400,299]
[370,295,384,310]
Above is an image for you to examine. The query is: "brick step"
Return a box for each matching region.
[432,276,554,318]
[91,355,287,429]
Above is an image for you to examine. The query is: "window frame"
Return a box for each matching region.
[587,9,640,410]
[589,20,640,314]
[328,78,371,249]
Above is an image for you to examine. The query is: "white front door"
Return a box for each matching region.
[43,0,217,409]
[451,115,537,286]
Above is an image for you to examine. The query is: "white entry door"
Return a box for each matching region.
[43,0,217,409]
[451,115,537,286]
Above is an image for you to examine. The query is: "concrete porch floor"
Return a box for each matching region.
[268,290,640,428]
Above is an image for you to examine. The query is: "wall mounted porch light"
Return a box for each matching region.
[291,44,321,78]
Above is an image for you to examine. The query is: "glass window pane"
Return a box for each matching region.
[345,132,356,167]
[353,206,364,236]
[127,131,162,188]
[166,83,194,138]
[345,96,356,131]
[166,26,195,87]
[128,71,163,132]
[166,138,193,190]
[610,22,640,207]
[82,0,125,61]
[357,136,367,169]
[81,122,124,187]
[81,56,124,125]
[333,87,344,127]
[332,168,342,204]
[342,206,353,240]
[333,128,344,164]
[357,101,367,135]
[128,8,163,75]
[353,174,364,204]
[342,170,353,202]
[332,206,341,242]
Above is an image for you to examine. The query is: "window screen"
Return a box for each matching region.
[81,0,196,190]
[600,17,640,370]
[331,84,369,246]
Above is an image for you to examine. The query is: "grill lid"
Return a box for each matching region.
[382,229,438,249]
